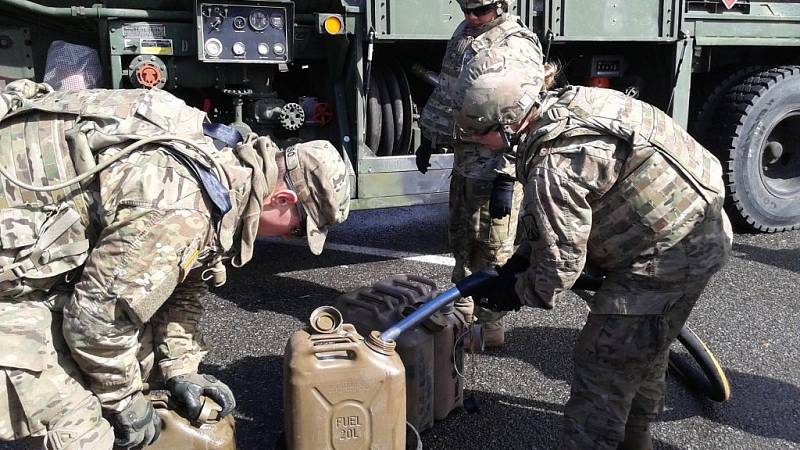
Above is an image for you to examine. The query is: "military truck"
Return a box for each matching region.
[1,0,798,231]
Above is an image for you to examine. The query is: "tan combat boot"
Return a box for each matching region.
[481,320,505,348]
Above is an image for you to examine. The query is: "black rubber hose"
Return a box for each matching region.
[376,68,395,156]
[366,71,382,155]
[391,60,414,155]
[383,64,405,156]
[668,327,731,402]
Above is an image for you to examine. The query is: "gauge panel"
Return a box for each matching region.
[198,2,293,63]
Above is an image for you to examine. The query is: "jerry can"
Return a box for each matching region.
[427,304,466,421]
[284,307,406,450]
[336,275,438,432]
[396,304,435,432]
[144,391,236,450]
[336,275,438,333]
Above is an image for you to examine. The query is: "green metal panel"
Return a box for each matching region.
[368,0,527,40]
[0,26,34,83]
[670,33,692,129]
[108,20,195,56]
[687,2,800,46]
[369,0,462,40]
[356,154,452,200]
[547,0,679,41]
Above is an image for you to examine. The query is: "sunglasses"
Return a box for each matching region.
[284,171,308,238]
[461,3,497,17]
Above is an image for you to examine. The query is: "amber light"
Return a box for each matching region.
[324,16,343,35]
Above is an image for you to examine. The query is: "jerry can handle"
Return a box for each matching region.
[197,396,223,424]
[308,340,361,357]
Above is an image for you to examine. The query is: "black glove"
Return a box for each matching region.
[478,269,523,312]
[497,252,530,276]
[110,392,162,449]
[489,176,515,219]
[416,136,434,174]
[167,373,236,420]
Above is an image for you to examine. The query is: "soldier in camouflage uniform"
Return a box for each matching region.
[454,64,732,448]
[0,80,350,449]
[418,0,543,346]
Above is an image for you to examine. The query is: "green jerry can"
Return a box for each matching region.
[284,306,406,450]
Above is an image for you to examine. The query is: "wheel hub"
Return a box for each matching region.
[759,112,800,198]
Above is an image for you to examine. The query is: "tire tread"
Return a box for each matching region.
[710,65,800,232]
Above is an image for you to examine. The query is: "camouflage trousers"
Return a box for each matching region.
[448,173,523,323]
[560,277,709,450]
[0,300,113,450]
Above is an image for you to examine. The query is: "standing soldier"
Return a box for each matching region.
[0,80,350,449]
[453,60,732,448]
[417,0,544,347]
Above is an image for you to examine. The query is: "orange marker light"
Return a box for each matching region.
[324,16,343,35]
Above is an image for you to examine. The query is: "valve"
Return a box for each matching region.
[312,102,334,126]
[280,103,305,131]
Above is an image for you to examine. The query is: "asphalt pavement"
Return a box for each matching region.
[1,203,795,450]
[199,204,800,450]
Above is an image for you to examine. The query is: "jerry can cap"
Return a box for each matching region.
[309,306,343,333]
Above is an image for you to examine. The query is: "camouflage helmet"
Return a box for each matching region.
[283,140,351,255]
[457,0,502,9]
[453,49,545,137]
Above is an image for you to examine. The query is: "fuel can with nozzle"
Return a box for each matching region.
[284,306,406,450]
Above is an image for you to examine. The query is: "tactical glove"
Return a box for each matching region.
[416,136,434,174]
[477,270,522,312]
[489,176,515,219]
[167,373,236,420]
[111,392,162,449]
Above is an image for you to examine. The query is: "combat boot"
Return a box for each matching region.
[481,320,505,348]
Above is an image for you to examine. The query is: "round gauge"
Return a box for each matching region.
[233,16,246,30]
[249,10,269,31]
[273,43,286,56]
[204,38,223,57]
[271,14,284,29]
[232,42,246,56]
[257,42,270,56]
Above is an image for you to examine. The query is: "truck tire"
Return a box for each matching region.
[669,327,731,402]
[713,66,800,232]
[691,66,763,147]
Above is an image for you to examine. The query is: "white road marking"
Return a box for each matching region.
[262,238,456,267]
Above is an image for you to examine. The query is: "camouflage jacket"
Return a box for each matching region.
[420,14,542,180]
[514,86,731,314]
[0,82,276,411]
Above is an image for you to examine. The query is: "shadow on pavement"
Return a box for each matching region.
[661,368,800,444]
[215,269,345,320]
[236,238,392,275]
[202,355,286,450]
[498,326,800,445]
[732,242,800,274]
[418,389,683,450]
